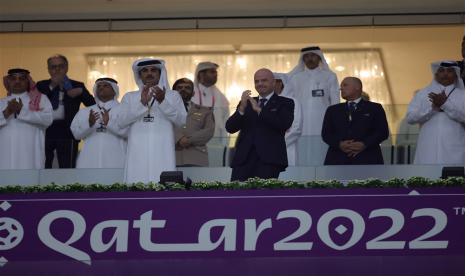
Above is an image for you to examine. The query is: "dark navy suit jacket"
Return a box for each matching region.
[36,78,95,139]
[226,93,294,169]
[458,60,465,84]
[321,99,389,165]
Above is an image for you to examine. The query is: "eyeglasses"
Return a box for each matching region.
[48,63,67,70]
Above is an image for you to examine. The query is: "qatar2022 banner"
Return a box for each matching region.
[1,188,465,275]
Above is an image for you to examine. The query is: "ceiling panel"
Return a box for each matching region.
[1,0,464,21]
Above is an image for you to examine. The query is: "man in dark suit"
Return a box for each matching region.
[36,54,95,168]
[457,36,465,84]
[322,77,389,165]
[226,68,294,181]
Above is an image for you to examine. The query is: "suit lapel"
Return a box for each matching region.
[251,96,259,113]
[352,99,367,120]
[355,99,365,113]
[263,93,278,111]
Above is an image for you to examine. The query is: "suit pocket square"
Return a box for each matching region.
[363,113,370,117]
[270,108,278,112]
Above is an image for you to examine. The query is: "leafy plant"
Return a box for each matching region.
[1,177,465,194]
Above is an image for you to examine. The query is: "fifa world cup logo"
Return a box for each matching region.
[0,201,24,267]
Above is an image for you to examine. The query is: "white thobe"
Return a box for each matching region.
[0,92,53,169]
[70,100,128,168]
[119,90,186,183]
[290,67,339,166]
[407,84,465,164]
[284,96,303,166]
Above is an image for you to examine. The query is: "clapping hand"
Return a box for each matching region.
[428,91,447,110]
[2,105,11,118]
[152,86,166,103]
[141,84,153,106]
[239,90,251,113]
[12,98,22,112]
[89,109,99,127]
[2,98,20,118]
[248,97,262,113]
[101,108,110,126]
[5,98,23,118]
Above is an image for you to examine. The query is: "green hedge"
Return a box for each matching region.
[1,177,465,194]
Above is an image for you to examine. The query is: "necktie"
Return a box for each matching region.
[259,98,267,109]
[348,101,357,113]
[50,86,60,110]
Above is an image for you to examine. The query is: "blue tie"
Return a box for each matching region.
[259,98,267,108]
[50,86,61,110]
[349,101,357,113]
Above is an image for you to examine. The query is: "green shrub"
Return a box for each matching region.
[1,177,465,194]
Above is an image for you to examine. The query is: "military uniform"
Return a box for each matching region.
[175,103,215,166]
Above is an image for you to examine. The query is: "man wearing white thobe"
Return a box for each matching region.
[192,62,230,165]
[407,61,465,165]
[273,72,302,166]
[71,77,128,168]
[289,46,339,166]
[119,58,186,183]
[0,68,53,169]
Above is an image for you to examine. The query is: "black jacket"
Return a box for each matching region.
[226,93,294,168]
[458,60,465,84]
[36,78,95,139]
[322,99,389,165]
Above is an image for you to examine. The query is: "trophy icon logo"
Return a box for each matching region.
[1,201,24,267]
[0,217,24,251]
